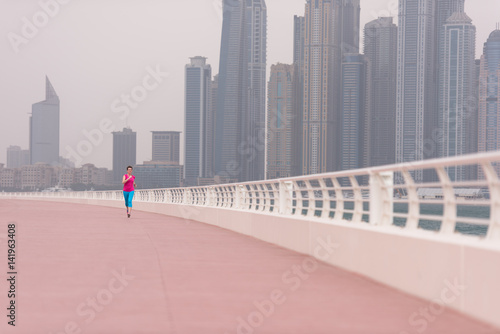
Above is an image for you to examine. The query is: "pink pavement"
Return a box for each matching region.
[0,199,498,334]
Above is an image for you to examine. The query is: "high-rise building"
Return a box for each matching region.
[215,0,267,182]
[339,0,361,55]
[293,15,305,176]
[293,15,305,71]
[439,12,476,181]
[436,0,465,54]
[466,58,481,180]
[205,75,218,180]
[184,56,212,186]
[337,0,361,172]
[340,54,370,172]
[302,0,339,175]
[436,1,465,88]
[301,0,360,175]
[266,64,298,179]
[30,76,60,166]
[478,29,500,177]
[364,17,398,168]
[215,0,246,181]
[396,0,437,181]
[7,146,30,168]
[112,128,136,184]
[152,131,180,164]
[244,0,267,182]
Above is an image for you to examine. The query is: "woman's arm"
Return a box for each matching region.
[122,175,130,184]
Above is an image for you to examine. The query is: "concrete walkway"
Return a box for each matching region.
[0,199,498,334]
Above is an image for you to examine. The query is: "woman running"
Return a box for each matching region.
[122,166,137,218]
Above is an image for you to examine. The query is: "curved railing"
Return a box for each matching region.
[2,151,500,241]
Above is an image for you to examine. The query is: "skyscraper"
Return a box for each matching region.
[340,54,370,172]
[215,0,267,182]
[184,57,212,186]
[293,15,305,176]
[302,0,360,175]
[467,58,481,180]
[244,0,267,182]
[302,0,338,175]
[206,75,218,179]
[439,12,476,181]
[215,0,247,182]
[364,17,398,168]
[478,29,500,177]
[30,76,60,166]
[293,15,305,71]
[112,128,136,184]
[436,1,465,86]
[152,131,180,164]
[339,0,361,55]
[266,64,297,179]
[396,0,437,181]
[436,0,465,45]
[337,0,361,172]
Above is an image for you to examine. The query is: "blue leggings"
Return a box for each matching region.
[123,191,134,207]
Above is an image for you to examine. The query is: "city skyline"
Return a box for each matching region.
[1,1,499,170]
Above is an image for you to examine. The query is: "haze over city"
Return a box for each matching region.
[1,0,499,169]
[2,2,500,333]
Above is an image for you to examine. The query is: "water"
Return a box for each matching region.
[393,203,489,237]
[298,200,490,237]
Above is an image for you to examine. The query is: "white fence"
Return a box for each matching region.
[3,151,500,241]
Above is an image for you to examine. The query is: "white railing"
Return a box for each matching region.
[2,152,500,241]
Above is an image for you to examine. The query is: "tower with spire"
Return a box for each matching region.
[30,76,60,166]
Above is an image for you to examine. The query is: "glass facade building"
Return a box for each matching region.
[396,0,437,181]
[340,54,369,172]
[364,17,398,168]
[215,0,267,182]
[478,30,500,177]
[244,0,267,182]
[266,64,297,179]
[30,77,60,166]
[302,0,338,175]
[439,12,476,181]
[112,128,136,184]
[184,57,211,186]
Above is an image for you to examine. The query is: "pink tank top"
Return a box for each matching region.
[123,174,135,192]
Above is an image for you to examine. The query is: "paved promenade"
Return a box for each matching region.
[0,199,498,334]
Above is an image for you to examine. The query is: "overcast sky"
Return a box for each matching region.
[1,0,499,169]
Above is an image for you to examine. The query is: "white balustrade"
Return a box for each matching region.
[2,152,500,241]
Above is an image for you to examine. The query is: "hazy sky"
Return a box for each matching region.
[1,0,499,169]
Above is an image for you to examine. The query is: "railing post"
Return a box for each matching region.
[402,170,419,230]
[205,187,212,207]
[436,167,457,235]
[369,171,394,226]
[349,176,363,223]
[483,162,500,241]
[279,180,292,215]
[234,185,242,209]
[183,189,190,205]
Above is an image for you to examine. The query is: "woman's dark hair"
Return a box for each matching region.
[126,166,133,170]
